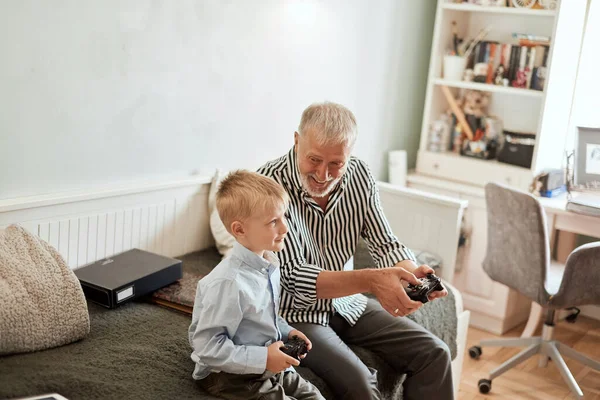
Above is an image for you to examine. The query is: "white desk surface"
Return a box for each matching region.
[538,193,600,239]
[537,193,571,215]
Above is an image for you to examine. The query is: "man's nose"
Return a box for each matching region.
[315,165,330,181]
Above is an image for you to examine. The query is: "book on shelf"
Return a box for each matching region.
[466,39,549,91]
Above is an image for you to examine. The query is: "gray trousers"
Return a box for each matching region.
[197,370,325,400]
[293,299,454,400]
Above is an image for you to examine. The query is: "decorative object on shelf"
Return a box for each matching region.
[530,65,547,91]
[427,114,452,153]
[473,62,489,83]
[444,55,467,81]
[493,64,506,85]
[467,0,506,5]
[497,131,536,168]
[462,113,502,161]
[441,85,475,142]
[444,88,501,159]
[528,169,566,198]
[460,26,492,61]
[510,0,536,7]
[464,68,475,82]
[538,0,557,10]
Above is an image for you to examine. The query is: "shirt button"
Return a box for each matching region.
[261,268,267,273]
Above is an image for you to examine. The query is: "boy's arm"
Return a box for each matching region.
[189,280,267,375]
[276,316,293,340]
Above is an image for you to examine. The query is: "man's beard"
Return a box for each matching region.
[300,173,341,198]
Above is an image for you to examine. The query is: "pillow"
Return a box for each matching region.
[0,225,90,355]
[208,170,235,259]
[354,238,443,272]
[413,250,443,272]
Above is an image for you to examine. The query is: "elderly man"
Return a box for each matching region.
[257,101,453,400]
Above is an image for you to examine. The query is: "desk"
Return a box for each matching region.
[539,194,600,243]
[520,193,600,337]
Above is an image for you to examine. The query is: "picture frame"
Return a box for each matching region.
[574,127,600,188]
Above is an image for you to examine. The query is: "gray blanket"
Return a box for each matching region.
[0,247,457,400]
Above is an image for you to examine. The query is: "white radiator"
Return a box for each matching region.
[0,177,213,269]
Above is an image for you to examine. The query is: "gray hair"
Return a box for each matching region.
[298,101,357,147]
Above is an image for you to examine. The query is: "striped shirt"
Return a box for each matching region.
[257,148,416,327]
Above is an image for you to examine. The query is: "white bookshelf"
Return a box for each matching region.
[432,78,544,98]
[409,0,592,337]
[416,0,588,190]
[441,3,557,17]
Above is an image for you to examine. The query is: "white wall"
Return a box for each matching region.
[570,0,600,130]
[565,0,600,151]
[0,0,435,200]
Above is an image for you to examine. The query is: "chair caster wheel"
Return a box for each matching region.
[469,345,482,359]
[478,378,492,394]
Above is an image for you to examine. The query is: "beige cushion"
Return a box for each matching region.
[208,170,236,259]
[0,225,90,355]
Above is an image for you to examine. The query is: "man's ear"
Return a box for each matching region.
[294,131,299,149]
[231,221,245,238]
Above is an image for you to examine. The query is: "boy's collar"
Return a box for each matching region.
[231,242,279,272]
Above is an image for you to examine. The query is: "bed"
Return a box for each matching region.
[0,176,469,399]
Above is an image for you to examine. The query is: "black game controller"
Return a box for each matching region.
[404,273,444,304]
[280,335,309,360]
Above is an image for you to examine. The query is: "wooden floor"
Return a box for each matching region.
[459,316,600,399]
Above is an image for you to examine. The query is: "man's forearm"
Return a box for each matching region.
[315,269,375,299]
[315,260,420,299]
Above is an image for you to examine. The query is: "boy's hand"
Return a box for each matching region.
[266,341,300,373]
[288,329,312,357]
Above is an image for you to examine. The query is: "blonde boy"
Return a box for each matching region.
[188,170,324,400]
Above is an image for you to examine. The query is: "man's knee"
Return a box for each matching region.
[434,337,452,363]
[427,336,452,372]
[335,366,380,400]
[409,333,452,373]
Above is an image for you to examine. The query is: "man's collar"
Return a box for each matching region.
[286,147,304,193]
[231,242,279,272]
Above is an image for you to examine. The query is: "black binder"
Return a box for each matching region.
[74,249,182,308]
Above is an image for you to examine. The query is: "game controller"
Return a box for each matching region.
[280,335,309,360]
[404,273,444,303]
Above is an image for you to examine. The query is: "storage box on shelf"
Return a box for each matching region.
[410,0,589,334]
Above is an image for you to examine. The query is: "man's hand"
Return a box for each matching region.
[266,341,300,373]
[369,267,422,317]
[413,264,448,301]
[288,329,312,357]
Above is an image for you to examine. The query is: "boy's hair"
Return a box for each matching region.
[216,170,289,232]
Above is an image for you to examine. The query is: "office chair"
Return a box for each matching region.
[469,182,600,399]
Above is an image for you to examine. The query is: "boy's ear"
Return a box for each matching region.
[231,221,245,238]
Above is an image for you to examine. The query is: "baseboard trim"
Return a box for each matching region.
[468,309,530,335]
[580,305,600,321]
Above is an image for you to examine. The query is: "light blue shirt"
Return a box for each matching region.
[188,242,294,379]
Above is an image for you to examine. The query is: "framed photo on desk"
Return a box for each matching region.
[575,127,600,188]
